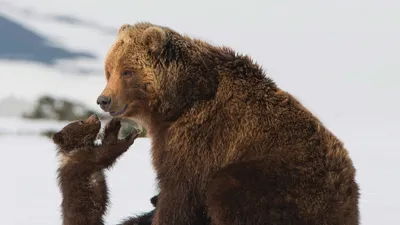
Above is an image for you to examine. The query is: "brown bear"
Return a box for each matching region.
[96,22,360,225]
[53,115,138,225]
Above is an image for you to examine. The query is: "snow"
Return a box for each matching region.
[0,61,106,116]
[0,133,157,225]
[0,0,399,224]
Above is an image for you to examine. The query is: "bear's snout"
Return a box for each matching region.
[97,95,112,111]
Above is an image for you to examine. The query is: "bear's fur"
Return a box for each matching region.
[118,196,157,225]
[97,22,360,225]
[53,115,138,225]
[118,210,155,225]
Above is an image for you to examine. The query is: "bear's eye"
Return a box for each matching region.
[78,120,84,125]
[122,70,133,77]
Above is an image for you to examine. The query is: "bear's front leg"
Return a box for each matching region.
[94,118,138,169]
[153,186,207,225]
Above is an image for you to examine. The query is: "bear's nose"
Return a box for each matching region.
[97,95,112,111]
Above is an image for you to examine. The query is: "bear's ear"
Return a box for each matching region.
[52,132,63,145]
[141,26,168,56]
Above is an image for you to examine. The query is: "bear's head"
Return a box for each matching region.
[96,22,219,127]
[53,114,101,151]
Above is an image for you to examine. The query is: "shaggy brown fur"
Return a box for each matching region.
[53,115,138,225]
[97,22,360,225]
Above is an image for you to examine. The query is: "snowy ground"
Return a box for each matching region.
[0,125,157,225]
[0,0,399,224]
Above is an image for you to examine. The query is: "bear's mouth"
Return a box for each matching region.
[110,104,128,117]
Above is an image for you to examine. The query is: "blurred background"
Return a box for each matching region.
[0,0,399,224]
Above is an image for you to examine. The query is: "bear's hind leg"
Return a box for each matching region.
[205,159,356,225]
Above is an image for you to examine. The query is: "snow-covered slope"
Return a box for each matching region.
[0,0,399,224]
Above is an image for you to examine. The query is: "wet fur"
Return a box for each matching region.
[98,22,360,225]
